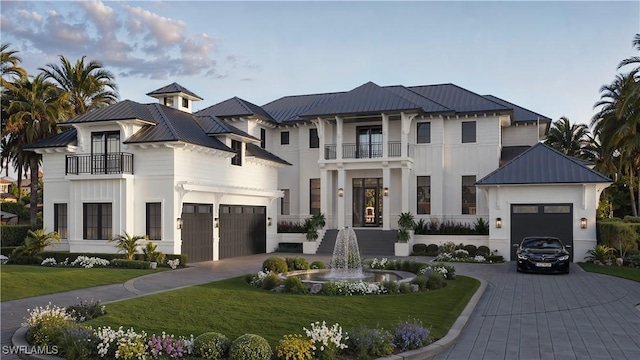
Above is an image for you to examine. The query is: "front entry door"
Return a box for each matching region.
[353,178,383,227]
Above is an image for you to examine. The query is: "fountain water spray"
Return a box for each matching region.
[326,227,364,279]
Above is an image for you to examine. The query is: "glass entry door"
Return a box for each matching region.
[352,178,383,227]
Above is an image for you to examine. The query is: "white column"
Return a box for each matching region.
[315,118,325,161]
[382,113,389,158]
[320,168,329,223]
[337,168,346,228]
[401,166,410,214]
[383,166,391,230]
[335,116,343,160]
[401,112,416,157]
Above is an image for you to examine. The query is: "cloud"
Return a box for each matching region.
[1,1,259,80]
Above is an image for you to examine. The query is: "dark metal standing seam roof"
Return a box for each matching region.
[146,82,203,100]
[261,92,343,123]
[124,104,232,152]
[62,100,157,124]
[408,84,511,114]
[299,82,425,118]
[195,97,275,122]
[483,95,552,123]
[25,128,78,149]
[477,143,612,185]
[194,115,260,140]
[246,143,292,166]
[384,86,454,114]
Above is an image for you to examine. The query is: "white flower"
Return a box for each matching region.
[167,259,180,269]
[70,256,110,268]
[41,258,57,266]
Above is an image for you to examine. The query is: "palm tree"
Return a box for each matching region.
[592,69,640,216]
[618,33,640,73]
[110,231,146,260]
[5,74,70,228]
[23,229,61,255]
[0,43,27,91]
[40,55,119,116]
[544,116,594,159]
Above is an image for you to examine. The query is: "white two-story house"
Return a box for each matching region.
[28,81,611,262]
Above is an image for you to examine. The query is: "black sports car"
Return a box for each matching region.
[514,237,571,274]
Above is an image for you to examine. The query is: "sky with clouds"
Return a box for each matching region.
[1,0,639,128]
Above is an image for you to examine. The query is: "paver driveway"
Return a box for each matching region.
[431,262,640,360]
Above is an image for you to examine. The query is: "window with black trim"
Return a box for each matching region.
[281,131,290,145]
[91,131,120,173]
[231,140,242,166]
[309,128,319,148]
[54,203,68,239]
[462,176,477,214]
[281,189,290,215]
[462,121,476,143]
[417,176,431,214]
[164,97,173,107]
[310,179,320,214]
[146,202,162,240]
[182,98,189,108]
[83,203,112,240]
[417,122,431,144]
[260,128,266,148]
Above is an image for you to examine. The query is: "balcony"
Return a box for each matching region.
[324,142,410,160]
[66,153,134,175]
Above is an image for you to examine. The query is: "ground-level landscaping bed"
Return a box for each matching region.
[0,265,166,302]
[578,262,640,282]
[83,275,479,349]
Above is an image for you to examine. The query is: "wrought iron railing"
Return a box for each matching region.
[66,153,134,175]
[324,142,414,159]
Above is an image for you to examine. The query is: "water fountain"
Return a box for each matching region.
[287,227,412,284]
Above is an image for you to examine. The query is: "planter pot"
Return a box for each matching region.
[303,241,319,255]
[150,262,157,269]
[394,242,411,257]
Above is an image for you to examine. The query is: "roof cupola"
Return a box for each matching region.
[146,82,203,114]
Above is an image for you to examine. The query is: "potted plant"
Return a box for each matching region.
[395,212,415,256]
[143,241,165,269]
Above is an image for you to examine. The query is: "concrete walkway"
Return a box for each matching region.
[2,256,639,359]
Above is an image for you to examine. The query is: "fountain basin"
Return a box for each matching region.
[286,269,415,284]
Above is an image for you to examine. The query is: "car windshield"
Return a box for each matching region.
[522,238,562,249]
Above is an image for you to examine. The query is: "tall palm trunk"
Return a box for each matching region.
[630,171,638,217]
[29,156,39,229]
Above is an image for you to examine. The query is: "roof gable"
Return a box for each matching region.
[194,115,259,141]
[384,86,453,114]
[146,82,203,100]
[483,95,551,123]
[408,84,510,114]
[63,100,157,125]
[196,97,275,122]
[477,143,612,185]
[300,81,424,117]
[262,92,342,122]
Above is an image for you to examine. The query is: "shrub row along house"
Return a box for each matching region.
[26,81,611,262]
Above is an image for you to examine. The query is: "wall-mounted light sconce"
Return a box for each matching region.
[580,218,587,229]
[383,187,389,196]
[214,217,219,228]
[495,218,502,229]
[176,218,183,230]
[338,188,344,197]
[268,217,272,226]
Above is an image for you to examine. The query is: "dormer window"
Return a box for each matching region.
[164,96,174,107]
[182,98,189,108]
[231,140,242,166]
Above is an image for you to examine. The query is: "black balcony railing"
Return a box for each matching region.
[66,153,134,175]
[324,142,414,159]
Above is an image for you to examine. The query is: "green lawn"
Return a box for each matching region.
[1,265,163,302]
[86,275,480,348]
[578,262,640,282]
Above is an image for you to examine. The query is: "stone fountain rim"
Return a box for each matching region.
[284,268,416,284]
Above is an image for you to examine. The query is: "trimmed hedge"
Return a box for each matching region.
[275,242,302,253]
[597,220,640,254]
[110,259,151,269]
[1,225,30,246]
[1,246,18,256]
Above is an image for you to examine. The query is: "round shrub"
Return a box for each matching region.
[412,244,427,254]
[229,334,272,360]
[244,273,255,284]
[398,282,412,294]
[194,332,231,360]
[320,282,339,296]
[410,275,429,291]
[286,256,310,270]
[276,334,314,360]
[477,245,490,256]
[310,260,326,269]
[284,277,309,295]
[464,244,478,257]
[262,257,288,273]
[426,273,445,290]
[426,244,439,254]
[382,280,399,294]
[261,273,281,290]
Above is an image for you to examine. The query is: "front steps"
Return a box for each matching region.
[316,228,397,256]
